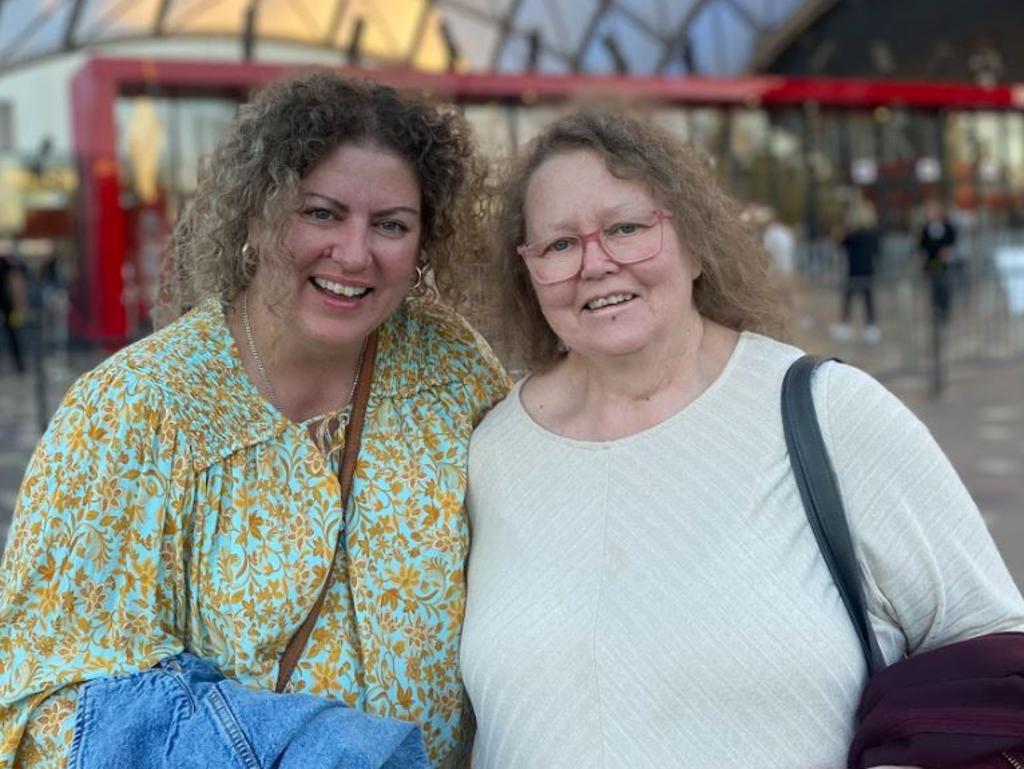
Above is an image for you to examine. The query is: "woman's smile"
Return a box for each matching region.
[581,291,638,312]
[310,276,371,300]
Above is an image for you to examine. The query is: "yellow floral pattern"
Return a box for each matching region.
[0,297,509,769]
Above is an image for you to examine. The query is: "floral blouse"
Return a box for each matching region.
[0,297,509,769]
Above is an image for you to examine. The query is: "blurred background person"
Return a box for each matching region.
[831,199,881,344]
[919,199,958,325]
[0,239,27,374]
[758,205,816,334]
[761,206,796,279]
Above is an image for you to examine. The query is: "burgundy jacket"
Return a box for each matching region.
[850,632,1024,769]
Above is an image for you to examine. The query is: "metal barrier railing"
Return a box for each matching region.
[792,258,1024,394]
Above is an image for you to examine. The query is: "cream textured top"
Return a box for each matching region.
[461,332,1024,769]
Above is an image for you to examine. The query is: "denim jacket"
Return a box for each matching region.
[69,653,430,769]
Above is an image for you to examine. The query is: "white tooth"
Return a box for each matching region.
[587,293,633,310]
[315,278,368,297]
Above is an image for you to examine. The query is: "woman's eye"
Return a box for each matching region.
[377,220,410,236]
[545,238,575,255]
[307,208,334,222]
[610,222,641,236]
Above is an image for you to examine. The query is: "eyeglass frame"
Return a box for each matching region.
[516,208,675,285]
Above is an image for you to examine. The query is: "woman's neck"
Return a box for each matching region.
[525,316,738,441]
[229,298,367,423]
[269,343,367,423]
[572,320,700,398]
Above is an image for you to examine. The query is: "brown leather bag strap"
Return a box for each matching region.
[275,330,379,693]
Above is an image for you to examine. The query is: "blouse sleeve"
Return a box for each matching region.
[0,364,194,768]
[456,327,512,429]
[815,363,1024,661]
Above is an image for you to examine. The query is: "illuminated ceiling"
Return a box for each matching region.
[0,0,812,76]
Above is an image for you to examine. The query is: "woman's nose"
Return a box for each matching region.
[328,223,371,270]
[578,236,617,278]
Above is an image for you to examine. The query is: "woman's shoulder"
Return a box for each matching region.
[799,350,908,422]
[710,331,806,397]
[65,300,276,465]
[469,377,532,450]
[377,298,510,402]
[395,297,483,346]
[732,332,903,434]
[734,331,887,397]
[385,298,496,363]
[809,357,927,457]
[89,299,230,387]
[64,306,212,412]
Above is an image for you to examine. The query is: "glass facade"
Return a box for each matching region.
[90,92,1024,273]
[111,95,237,332]
[12,71,1018,340]
[0,145,78,315]
[460,99,1024,239]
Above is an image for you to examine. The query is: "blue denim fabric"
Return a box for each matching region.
[69,653,430,769]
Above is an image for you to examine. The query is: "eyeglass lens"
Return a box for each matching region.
[526,210,665,283]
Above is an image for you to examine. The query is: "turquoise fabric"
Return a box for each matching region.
[0,297,509,769]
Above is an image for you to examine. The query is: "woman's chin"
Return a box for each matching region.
[290,315,376,357]
[568,333,656,361]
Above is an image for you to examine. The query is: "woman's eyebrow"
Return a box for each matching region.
[541,218,577,234]
[374,205,421,217]
[302,191,344,208]
[301,192,419,217]
[535,204,648,235]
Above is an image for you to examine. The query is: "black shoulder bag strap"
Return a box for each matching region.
[782,355,886,676]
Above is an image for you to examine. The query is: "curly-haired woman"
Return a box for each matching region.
[460,108,1024,768]
[0,73,508,768]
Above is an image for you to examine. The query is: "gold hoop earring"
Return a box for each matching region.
[411,264,425,291]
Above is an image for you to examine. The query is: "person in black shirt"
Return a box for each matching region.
[0,243,26,373]
[919,200,958,323]
[831,201,881,344]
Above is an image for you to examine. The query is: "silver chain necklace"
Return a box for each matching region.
[241,292,283,411]
[240,293,366,423]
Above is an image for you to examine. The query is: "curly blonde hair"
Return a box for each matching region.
[492,107,786,370]
[161,71,485,324]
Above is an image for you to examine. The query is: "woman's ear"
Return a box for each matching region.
[688,247,703,281]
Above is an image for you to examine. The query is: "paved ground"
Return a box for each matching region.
[1,315,1022,590]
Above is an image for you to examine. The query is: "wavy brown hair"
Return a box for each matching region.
[161,71,484,324]
[493,107,786,370]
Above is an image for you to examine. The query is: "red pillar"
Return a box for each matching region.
[70,60,126,343]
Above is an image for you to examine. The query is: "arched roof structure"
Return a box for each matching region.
[0,0,811,76]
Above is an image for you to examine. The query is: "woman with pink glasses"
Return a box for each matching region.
[459,108,1024,769]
